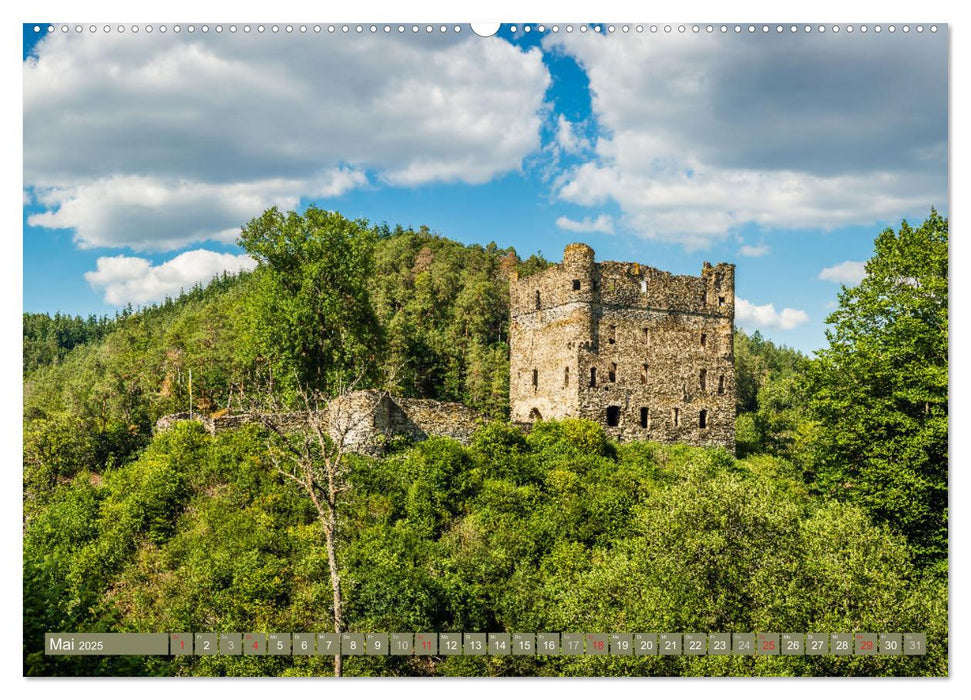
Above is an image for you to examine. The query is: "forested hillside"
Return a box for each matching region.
[23,208,948,677]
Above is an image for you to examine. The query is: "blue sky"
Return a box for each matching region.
[22,22,948,354]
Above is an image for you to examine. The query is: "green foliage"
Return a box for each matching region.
[369,229,527,417]
[23,311,114,375]
[23,414,946,677]
[238,206,383,398]
[733,329,810,459]
[805,210,948,565]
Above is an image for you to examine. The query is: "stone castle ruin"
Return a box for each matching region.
[158,244,735,453]
[509,244,735,451]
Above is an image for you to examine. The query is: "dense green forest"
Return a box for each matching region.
[23,208,948,677]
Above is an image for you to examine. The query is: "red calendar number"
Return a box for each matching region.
[762,640,775,651]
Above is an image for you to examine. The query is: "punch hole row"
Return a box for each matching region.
[33,24,940,35]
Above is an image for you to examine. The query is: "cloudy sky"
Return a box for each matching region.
[22,22,947,353]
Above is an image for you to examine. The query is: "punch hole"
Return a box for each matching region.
[471,23,500,37]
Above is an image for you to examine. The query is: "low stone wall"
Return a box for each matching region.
[391,398,486,444]
[154,392,485,455]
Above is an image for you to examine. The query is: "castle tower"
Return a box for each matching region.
[509,244,736,451]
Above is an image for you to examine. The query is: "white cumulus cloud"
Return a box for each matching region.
[545,31,946,249]
[24,31,550,251]
[738,243,770,258]
[85,250,257,305]
[555,213,614,234]
[735,297,809,331]
[555,115,590,154]
[819,260,867,285]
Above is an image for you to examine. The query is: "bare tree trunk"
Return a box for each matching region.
[325,505,343,677]
[245,371,397,679]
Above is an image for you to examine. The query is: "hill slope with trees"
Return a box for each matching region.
[23,209,948,677]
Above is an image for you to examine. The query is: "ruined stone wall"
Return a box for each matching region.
[392,398,485,444]
[154,392,484,455]
[510,243,736,452]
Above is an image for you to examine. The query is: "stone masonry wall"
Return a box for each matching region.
[155,392,485,456]
[510,243,736,452]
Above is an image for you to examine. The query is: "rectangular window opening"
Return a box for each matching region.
[717,374,725,395]
[590,367,597,387]
[700,333,707,348]
[699,368,707,391]
[535,290,541,310]
[608,325,616,344]
[609,362,617,383]
[531,369,538,389]
[672,407,680,427]
[564,366,570,388]
[572,279,581,291]
[718,295,726,307]
[640,407,649,429]
[640,363,649,384]
[699,409,708,429]
[606,406,620,427]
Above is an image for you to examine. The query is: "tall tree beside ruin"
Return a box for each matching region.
[238,207,386,675]
[238,206,383,400]
[806,210,948,566]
